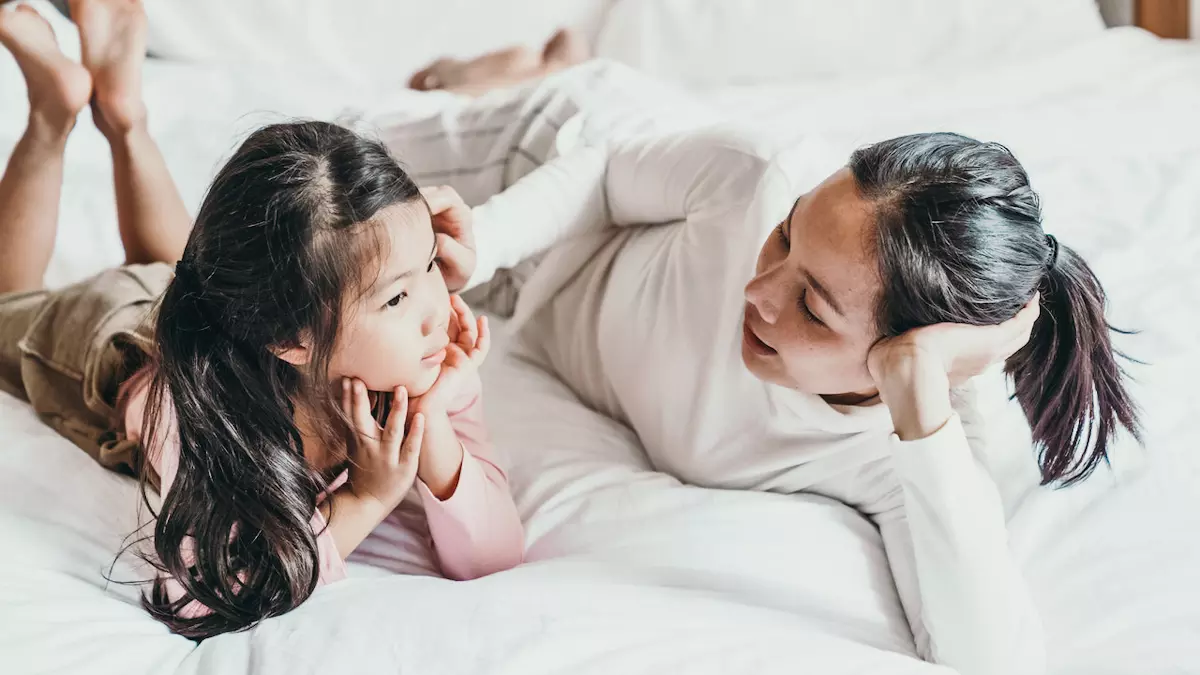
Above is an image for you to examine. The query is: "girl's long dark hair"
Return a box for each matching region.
[850,133,1140,485]
[140,121,420,639]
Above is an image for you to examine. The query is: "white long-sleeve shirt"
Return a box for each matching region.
[465,123,1046,675]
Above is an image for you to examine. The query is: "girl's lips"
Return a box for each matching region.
[422,347,447,365]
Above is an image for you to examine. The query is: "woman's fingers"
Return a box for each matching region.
[421,186,470,234]
[436,233,474,268]
[996,293,1042,359]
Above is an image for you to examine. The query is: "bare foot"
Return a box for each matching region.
[409,45,543,95]
[0,4,92,133]
[542,28,590,70]
[69,0,146,137]
[409,28,590,97]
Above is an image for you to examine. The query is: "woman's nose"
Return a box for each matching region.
[745,268,786,324]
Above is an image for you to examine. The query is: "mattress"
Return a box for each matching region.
[1,9,1198,674]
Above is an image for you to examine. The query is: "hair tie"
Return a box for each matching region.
[1044,234,1060,270]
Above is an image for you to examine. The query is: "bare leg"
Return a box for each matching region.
[70,0,190,265]
[409,28,590,96]
[0,4,92,293]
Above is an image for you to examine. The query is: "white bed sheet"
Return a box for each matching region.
[1,10,1198,674]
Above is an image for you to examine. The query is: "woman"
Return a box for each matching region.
[366,62,1138,675]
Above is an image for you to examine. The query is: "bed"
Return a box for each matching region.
[2,1,1198,673]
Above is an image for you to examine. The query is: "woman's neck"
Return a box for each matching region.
[821,389,880,407]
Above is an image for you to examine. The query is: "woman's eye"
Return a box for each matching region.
[427,258,437,273]
[799,289,823,326]
[385,291,407,308]
[776,223,790,248]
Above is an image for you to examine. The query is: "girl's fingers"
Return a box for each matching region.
[383,386,408,458]
[473,315,491,361]
[400,413,425,470]
[341,377,352,417]
[451,295,477,349]
[351,379,378,439]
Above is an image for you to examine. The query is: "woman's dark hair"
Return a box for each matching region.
[139,121,421,639]
[849,132,1140,486]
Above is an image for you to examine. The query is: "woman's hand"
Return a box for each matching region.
[423,186,477,293]
[342,378,425,510]
[867,295,1040,440]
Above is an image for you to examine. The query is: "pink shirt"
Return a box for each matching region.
[121,367,524,615]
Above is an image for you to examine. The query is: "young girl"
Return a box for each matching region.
[0,0,523,640]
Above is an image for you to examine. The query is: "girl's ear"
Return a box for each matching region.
[270,336,312,366]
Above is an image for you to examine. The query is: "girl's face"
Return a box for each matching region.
[330,201,451,397]
[741,168,883,400]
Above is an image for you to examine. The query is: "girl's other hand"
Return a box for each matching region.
[342,378,424,510]
[414,296,490,414]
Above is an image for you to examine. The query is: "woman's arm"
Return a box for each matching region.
[866,301,1046,674]
[873,352,1045,675]
[464,146,608,292]
[463,125,777,292]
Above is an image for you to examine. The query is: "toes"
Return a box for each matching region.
[409,67,439,91]
[543,28,590,66]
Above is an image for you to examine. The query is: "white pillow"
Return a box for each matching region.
[594,0,1107,86]
[143,0,612,86]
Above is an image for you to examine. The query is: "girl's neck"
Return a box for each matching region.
[293,399,345,474]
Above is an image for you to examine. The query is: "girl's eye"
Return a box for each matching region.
[427,258,436,273]
[799,289,824,327]
[776,222,790,248]
[385,291,407,309]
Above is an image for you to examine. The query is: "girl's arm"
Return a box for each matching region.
[415,373,525,580]
[320,380,426,579]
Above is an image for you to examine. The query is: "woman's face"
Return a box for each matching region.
[741,168,883,399]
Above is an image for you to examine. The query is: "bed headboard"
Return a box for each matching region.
[1099,0,1192,38]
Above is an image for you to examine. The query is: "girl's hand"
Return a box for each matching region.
[422,186,476,293]
[867,295,1040,390]
[413,295,491,415]
[866,295,1039,441]
[343,378,425,510]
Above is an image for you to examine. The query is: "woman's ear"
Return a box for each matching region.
[270,336,311,366]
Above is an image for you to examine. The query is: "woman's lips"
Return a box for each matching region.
[742,316,777,356]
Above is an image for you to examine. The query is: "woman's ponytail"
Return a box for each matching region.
[1005,235,1142,485]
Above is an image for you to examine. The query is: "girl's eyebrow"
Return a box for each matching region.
[372,239,437,294]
